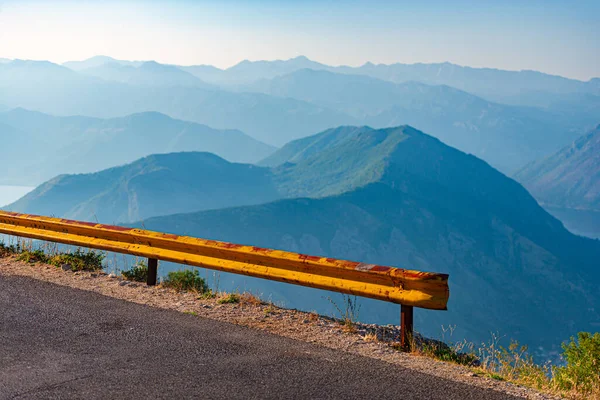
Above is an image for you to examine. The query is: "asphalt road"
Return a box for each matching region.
[0,275,518,399]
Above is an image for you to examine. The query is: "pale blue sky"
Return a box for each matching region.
[0,0,598,80]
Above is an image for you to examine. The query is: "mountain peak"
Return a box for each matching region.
[83,55,119,63]
[138,60,166,69]
[9,59,63,68]
[63,55,145,71]
[516,125,600,211]
[119,111,174,121]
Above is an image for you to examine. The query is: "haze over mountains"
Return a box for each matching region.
[516,125,600,210]
[250,69,589,171]
[0,59,350,147]
[1,56,597,170]
[158,55,600,103]
[515,125,600,238]
[63,55,144,71]
[77,61,213,89]
[7,152,280,223]
[0,108,274,186]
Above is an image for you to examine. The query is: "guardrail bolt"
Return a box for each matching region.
[400,305,414,351]
[147,258,158,286]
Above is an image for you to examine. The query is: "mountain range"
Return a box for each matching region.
[515,125,600,238]
[6,152,280,224]
[0,108,274,185]
[76,61,213,88]
[249,69,592,171]
[129,55,599,104]
[3,58,597,172]
[0,60,351,147]
[8,125,600,352]
[63,55,145,70]
[516,125,600,211]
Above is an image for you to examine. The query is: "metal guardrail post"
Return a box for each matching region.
[147,258,158,286]
[401,304,414,351]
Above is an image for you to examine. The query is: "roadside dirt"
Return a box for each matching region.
[0,255,556,399]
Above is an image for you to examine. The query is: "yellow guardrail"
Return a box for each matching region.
[0,211,449,347]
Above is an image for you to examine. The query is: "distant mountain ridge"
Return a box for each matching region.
[338,61,599,103]
[515,125,600,211]
[0,59,353,147]
[251,69,587,172]
[2,57,597,171]
[6,152,280,223]
[0,108,275,185]
[184,56,599,99]
[63,55,145,70]
[64,55,600,101]
[78,61,213,88]
[184,55,328,86]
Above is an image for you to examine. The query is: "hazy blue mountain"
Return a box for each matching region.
[178,65,225,85]
[63,55,144,71]
[7,152,280,224]
[181,56,329,86]
[225,56,328,84]
[338,61,599,104]
[0,121,34,168]
[0,60,353,146]
[0,109,275,185]
[253,70,587,172]
[0,59,88,87]
[515,125,600,238]
[544,207,600,240]
[179,55,598,105]
[3,58,596,167]
[78,61,212,88]
[247,69,406,117]
[515,125,600,211]
[66,55,600,105]
[128,125,600,353]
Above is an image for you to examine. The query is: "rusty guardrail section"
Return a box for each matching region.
[0,211,449,348]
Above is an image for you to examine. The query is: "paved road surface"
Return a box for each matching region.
[0,275,517,399]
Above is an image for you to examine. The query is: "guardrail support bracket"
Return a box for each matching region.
[147,258,158,286]
[401,304,414,351]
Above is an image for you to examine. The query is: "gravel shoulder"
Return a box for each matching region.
[0,256,555,399]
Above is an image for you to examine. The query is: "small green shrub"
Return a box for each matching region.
[419,340,478,366]
[218,293,240,304]
[18,249,49,264]
[553,332,600,395]
[122,262,149,282]
[0,242,21,257]
[476,337,550,390]
[48,249,104,271]
[197,291,216,300]
[489,373,504,381]
[328,294,361,331]
[163,270,208,293]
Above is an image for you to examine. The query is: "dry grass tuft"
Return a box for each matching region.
[363,332,379,343]
[239,292,263,307]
